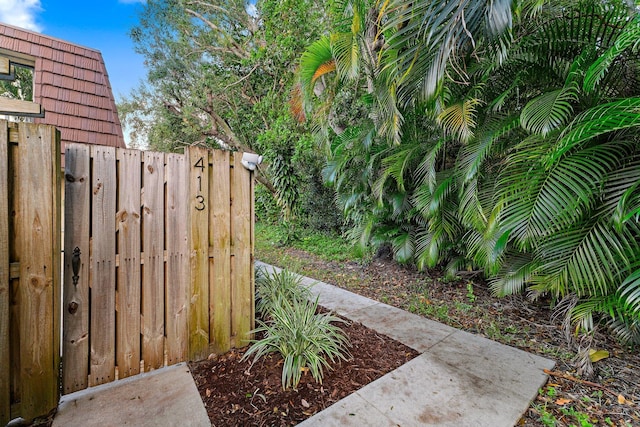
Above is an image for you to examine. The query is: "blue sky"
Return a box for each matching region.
[0,0,147,100]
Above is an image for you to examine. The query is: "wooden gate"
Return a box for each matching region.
[0,121,61,425]
[62,142,255,394]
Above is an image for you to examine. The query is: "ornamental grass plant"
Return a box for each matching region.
[245,268,351,389]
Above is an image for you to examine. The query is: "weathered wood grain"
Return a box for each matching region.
[13,123,60,421]
[231,153,253,347]
[0,121,10,425]
[142,151,165,371]
[165,154,189,365]
[90,145,116,386]
[116,149,141,379]
[187,147,210,361]
[209,150,231,353]
[62,143,91,393]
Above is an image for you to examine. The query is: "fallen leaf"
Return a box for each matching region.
[589,349,610,363]
[301,399,310,408]
[206,389,211,398]
[555,398,571,405]
[618,394,626,404]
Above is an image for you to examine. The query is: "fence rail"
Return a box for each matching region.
[62,143,255,394]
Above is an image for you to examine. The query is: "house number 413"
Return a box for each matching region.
[194,156,206,211]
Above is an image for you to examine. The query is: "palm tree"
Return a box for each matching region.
[298,0,640,344]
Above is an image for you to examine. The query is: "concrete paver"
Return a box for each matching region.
[52,363,209,427]
[345,302,458,352]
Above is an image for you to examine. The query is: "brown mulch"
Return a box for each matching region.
[189,319,418,426]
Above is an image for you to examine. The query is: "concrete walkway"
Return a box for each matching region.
[52,263,554,427]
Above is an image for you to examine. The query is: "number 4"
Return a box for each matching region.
[194,156,205,171]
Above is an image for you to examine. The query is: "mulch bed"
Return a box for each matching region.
[189,318,419,426]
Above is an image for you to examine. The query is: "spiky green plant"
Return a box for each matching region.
[254,267,312,317]
[243,295,351,389]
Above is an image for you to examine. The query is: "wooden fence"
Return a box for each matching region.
[62,142,255,394]
[0,124,255,424]
[0,121,61,425]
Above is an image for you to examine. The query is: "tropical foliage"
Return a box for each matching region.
[297,0,640,345]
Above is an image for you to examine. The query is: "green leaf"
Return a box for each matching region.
[548,97,640,165]
[520,87,577,136]
[392,231,415,263]
[584,15,640,94]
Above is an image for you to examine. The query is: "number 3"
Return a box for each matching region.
[195,195,205,211]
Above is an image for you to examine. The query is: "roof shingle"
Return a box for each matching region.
[0,22,126,154]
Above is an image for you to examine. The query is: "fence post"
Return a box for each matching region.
[9,122,61,422]
[0,121,10,426]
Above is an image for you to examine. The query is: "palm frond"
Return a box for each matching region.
[457,114,519,184]
[299,36,336,98]
[620,267,640,315]
[392,230,415,264]
[499,139,628,245]
[436,98,481,143]
[610,161,640,228]
[413,172,455,220]
[373,142,426,197]
[520,86,577,136]
[489,251,540,297]
[532,218,639,297]
[331,32,360,81]
[584,15,640,94]
[571,293,640,345]
[384,0,512,103]
[414,138,445,192]
[549,97,640,165]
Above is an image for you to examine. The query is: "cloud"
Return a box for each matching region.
[0,0,42,32]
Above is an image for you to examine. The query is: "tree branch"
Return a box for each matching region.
[184,7,249,59]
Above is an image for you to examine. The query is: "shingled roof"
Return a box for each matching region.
[0,22,126,150]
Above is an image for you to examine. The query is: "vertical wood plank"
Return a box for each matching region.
[165,154,189,365]
[231,153,253,347]
[209,150,231,354]
[51,128,61,422]
[14,123,60,421]
[116,149,141,379]
[186,147,209,361]
[90,145,116,386]
[0,121,10,425]
[62,143,91,394]
[141,151,165,371]
[8,125,19,416]
[250,162,255,331]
